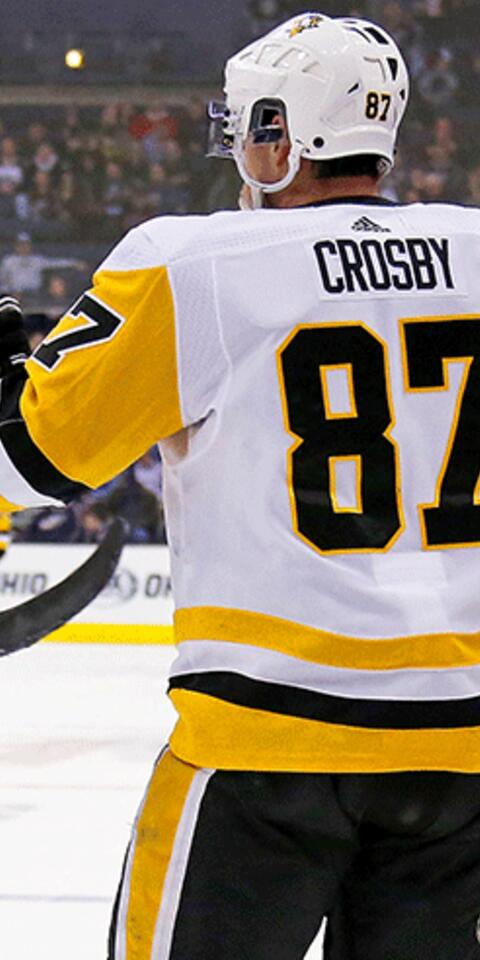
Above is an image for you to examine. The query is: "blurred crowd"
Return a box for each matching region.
[0,97,239,314]
[0,98,225,246]
[3,0,480,544]
[13,452,166,546]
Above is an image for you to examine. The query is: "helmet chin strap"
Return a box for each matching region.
[234,142,302,208]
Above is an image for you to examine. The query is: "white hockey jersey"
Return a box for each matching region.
[4,196,480,772]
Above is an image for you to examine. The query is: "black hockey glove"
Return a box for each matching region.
[0,295,30,377]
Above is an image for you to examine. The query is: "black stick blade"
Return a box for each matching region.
[0,518,125,656]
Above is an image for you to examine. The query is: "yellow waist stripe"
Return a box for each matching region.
[169,689,480,774]
[126,750,197,959]
[174,606,480,671]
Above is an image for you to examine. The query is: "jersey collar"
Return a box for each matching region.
[304,195,398,208]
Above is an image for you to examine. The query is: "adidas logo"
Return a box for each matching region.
[351,216,391,233]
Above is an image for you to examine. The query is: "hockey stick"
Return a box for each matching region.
[0,518,125,657]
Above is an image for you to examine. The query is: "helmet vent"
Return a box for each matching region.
[387,57,399,80]
[304,61,327,79]
[255,43,281,65]
[364,26,390,44]
[276,48,310,70]
[344,21,392,46]
[347,27,372,43]
[365,56,387,83]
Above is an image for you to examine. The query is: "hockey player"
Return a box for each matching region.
[1,11,480,959]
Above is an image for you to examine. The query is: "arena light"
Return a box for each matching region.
[65,48,85,70]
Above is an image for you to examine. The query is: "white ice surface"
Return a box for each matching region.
[0,643,324,959]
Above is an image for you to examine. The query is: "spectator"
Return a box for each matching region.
[62,130,86,169]
[422,169,448,201]
[22,121,48,155]
[0,136,24,189]
[424,115,458,166]
[129,103,178,144]
[464,165,480,207]
[104,470,165,543]
[418,48,459,109]
[24,311,53,352]
[101,160,132,235]
[16,505,81,543]
[99,103,122,133]
[25,170,70,239]
[77,501,114,544]
[63,105,84,138]
[126,139,150,195]
[69,152,104,234]
[0,181,24,236]
[43,274,71,319]
[142,162,170,216]
[0,233,85,300]
[420,0,443,11]
[32,142,59,178]
[56,170,76,219]
[161,140,191,210]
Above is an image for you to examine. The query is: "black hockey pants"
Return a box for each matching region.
[108,748,480,960]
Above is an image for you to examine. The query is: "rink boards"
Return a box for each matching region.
[0,543,174,644]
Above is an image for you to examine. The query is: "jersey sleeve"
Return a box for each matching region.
[0,219,228,508]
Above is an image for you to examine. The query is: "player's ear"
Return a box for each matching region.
[271,114,290,171]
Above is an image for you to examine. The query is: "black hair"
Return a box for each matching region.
[311,154,387,179]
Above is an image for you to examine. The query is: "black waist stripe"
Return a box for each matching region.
[169,672,480,730]
[0,420,88,502]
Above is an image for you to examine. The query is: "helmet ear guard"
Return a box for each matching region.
[248,99,287,144]
[207,96,302,195]
[234,98,303,196]
[206,97,286,159]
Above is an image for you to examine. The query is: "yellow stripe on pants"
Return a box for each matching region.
[124,750,199,960]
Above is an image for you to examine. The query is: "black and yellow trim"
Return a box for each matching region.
[169,689,480,773]
[171,607,480,771]
[169,671,480,730]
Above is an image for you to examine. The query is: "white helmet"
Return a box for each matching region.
[208,11,409,196]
